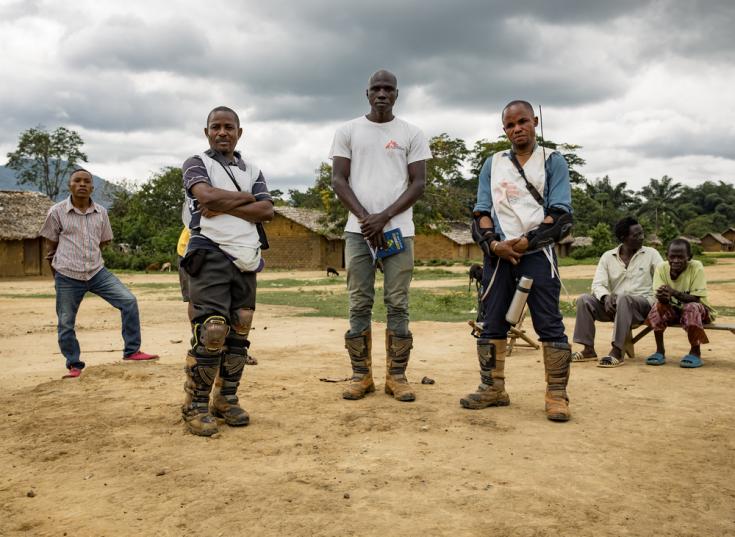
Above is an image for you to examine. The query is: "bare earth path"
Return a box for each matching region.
[0,265,733,536]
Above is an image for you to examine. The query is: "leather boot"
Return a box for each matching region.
[342,330,375,400]
[385,330,415,402]
[210,334,250,426]
[543,341,572,422]
[182,352,220,436]
[460,338,510,409]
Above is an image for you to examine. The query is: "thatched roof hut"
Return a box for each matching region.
[0,191,54,276]
[0,190,54,240]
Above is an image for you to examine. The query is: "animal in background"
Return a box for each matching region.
[469,263,483,292]
[327,267,340,277]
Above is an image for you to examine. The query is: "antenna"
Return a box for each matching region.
[539,105,547,162]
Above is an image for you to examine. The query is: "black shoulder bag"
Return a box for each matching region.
[214,159,270,250]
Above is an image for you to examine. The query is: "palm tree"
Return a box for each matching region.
[637,175,684,234]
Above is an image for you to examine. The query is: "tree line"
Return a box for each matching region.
[6,126,735,267]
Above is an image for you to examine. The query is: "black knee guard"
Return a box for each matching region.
[220,332,249,395]
[191,315,229,358]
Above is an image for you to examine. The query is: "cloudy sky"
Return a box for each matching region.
[1,0,734,194]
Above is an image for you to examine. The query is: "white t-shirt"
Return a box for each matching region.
[329,115,432,237]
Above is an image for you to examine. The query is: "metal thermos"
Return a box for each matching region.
[505,276,533,325]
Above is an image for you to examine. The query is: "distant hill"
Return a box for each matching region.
[0,164,121,208]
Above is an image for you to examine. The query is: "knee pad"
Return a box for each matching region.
[231,308,253,336]
[192,316,229,356]
[225,331,250,358]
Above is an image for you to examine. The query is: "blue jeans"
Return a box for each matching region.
[55,268,141,369]
[345,232,414,336]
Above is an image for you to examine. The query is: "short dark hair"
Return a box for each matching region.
[614,216,639,242]
[668,238,692,259]
[206,106,240,127]
[502,100,534,119]
[69,167,92,182]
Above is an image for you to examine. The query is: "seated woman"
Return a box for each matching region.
[644,239,716,368]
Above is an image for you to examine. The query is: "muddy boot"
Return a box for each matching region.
[182,352,220,436]
[460,338,510,409]
[543,341,572,422]
[385,330,416,402]
[210,333,250,426]
[342,330,375,400]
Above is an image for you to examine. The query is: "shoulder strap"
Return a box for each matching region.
[508,150,544,207]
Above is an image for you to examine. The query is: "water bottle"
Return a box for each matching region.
[505,276,533,325]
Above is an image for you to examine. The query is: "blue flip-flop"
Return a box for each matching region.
[645,352,666,366]
[680,354,703,368]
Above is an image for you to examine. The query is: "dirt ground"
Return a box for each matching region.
[1,263,734,537]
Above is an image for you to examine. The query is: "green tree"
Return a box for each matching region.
[108,167,184,260]
[636,175,684,234]
[289,162,347,234]
[6,126,88,200]
[414,134,472,230]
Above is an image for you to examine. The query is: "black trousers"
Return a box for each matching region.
[480,250,567,343]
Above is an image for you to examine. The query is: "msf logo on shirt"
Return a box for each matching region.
[385,140,405,151]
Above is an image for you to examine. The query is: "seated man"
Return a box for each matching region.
[572,217,663,367]
[644,239,715,368]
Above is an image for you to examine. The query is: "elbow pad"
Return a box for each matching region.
[526,210,573,251]
[471,213,500,257]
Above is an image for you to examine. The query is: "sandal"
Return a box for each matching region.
[645,352,666,366]
[597,355,624,368]
[680,354,703,369]
[572,351,598,363]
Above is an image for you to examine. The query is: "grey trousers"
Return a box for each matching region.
[345,232,414,336]
[573,294,652,351]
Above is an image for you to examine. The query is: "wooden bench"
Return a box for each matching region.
[628,323,735,357]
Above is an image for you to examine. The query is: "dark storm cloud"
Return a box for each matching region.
[63,14,211,72]
[4,0,734,170]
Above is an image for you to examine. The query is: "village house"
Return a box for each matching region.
[262,207,344,269]
[414,222,482,262]
[700,232,734,252]
[0,191,54,277]
[722,227,735,244]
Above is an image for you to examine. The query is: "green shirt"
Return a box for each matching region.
[652,260,716,320]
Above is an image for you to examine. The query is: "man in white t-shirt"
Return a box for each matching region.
[329,70,432,402]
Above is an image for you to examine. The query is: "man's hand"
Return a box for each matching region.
[201,207,223,218]
[513,236,529,253]
[603,294,617,315]
[656,285,674,304]
[359,212,389,249]
[494,238,523,265]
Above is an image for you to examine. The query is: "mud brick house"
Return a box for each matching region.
[414,222,482,262]
[722,227,735,244]
[0,191,54,277]
[700,232,733,252]
[262,207,344,269]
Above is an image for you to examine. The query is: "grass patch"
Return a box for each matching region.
[0,293,56,299]
[703,252,735,259]
[714,306,735,317]
[260,277,344,288]
[126,282,180,290]
[557,257,600,266]
[258,286,479,322]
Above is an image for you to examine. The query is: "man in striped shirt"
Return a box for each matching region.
[179,106,273,436]
[39,168,158,379]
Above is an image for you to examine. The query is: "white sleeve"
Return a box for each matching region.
[329,124,352,160]
[407,127,432,164]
